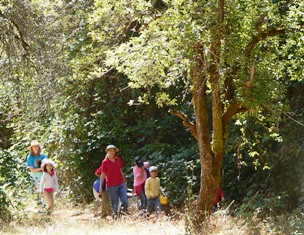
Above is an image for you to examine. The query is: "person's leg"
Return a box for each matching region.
[141,183,147,209]
[212,203,218,213]
[49,191,54,211]
[118,183,128,213]
[32,177,45,208]
[147,198,154,214]
[138,191,146,210]
[107,185,119,216]
[101,190,111,216]
[43,191,54,211]
[155,197,161,214]
[93,188,101,201]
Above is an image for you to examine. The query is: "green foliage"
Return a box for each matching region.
[0,0,304,224]
[223,81,304,217]
[159,145,200,205]
[0,149,30,225]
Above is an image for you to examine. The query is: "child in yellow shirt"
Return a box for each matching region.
[145,166,161,215]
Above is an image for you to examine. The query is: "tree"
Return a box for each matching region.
[89,0,304,231]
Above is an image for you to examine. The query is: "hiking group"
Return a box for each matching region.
[26,141,162,219]
[26,141,224,219]
[93,144,161,220]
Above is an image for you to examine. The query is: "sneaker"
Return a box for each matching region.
[112,213,118,221]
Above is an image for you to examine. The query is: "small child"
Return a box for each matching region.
[145,166,161,216]
[133,156,148,211]
[40,159,60,214]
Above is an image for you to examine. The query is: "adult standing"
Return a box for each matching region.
[26,140,48,207]
[99,145,128,219]
[26,140,48,188]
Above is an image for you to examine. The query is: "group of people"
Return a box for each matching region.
[26,140,60,214]
[92,145,161,219]
[26,140,224,218]
[26,141,162,218]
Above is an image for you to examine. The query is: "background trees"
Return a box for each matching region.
[94,0,303,228]
[0,0,303,231]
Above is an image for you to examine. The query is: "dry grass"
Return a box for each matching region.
[4,214,185,235]
[1,200,185,235]
[1,199,303,235]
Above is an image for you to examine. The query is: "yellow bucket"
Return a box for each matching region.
[160,195,168,205]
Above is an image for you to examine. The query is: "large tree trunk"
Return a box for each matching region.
[190,15,225,230]
[191,77,224,232]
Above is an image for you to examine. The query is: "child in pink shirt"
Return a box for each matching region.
[133,156,149,211]
[40,160,60,214]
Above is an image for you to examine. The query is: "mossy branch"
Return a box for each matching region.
[168,108,198,140]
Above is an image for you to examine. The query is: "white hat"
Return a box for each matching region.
[105,145,119,152]
[30,140,40,147]
[41,159,56,169]
[149,166,158,172]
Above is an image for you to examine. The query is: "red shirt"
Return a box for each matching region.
[214,188,224,204]
[95,165,103,175]
[102,156,124,187]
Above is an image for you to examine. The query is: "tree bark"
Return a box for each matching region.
[189,1,226,232]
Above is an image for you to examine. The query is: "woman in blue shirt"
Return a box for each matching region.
[26,140,48,191]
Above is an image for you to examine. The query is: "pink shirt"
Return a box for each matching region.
[133,165,147,186]
[102,156,125,187]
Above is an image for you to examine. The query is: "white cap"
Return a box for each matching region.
[105,145,119,152]
[149,166,158,172]
[41,159,56,169]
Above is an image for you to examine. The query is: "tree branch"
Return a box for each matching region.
[222,100,247,128]
[168,108,198,140]
[244,28,285,57]
[222,100,247,145]
[0,12,30,53]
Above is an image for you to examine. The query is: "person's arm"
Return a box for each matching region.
[54,172,60,192]
[145,179,154,198]
[99,172,106,194]
[28,166,43,173]
[157,178,161,196]
[40,174,46,195]
[120,169,128,189]
[95,165,102,177]
[139,166,145,180]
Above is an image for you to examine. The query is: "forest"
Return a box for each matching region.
[0,0,303,234]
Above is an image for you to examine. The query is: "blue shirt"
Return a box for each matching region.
[26,153,48,180]
[26,153,48,168]
[93,178,106,192]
